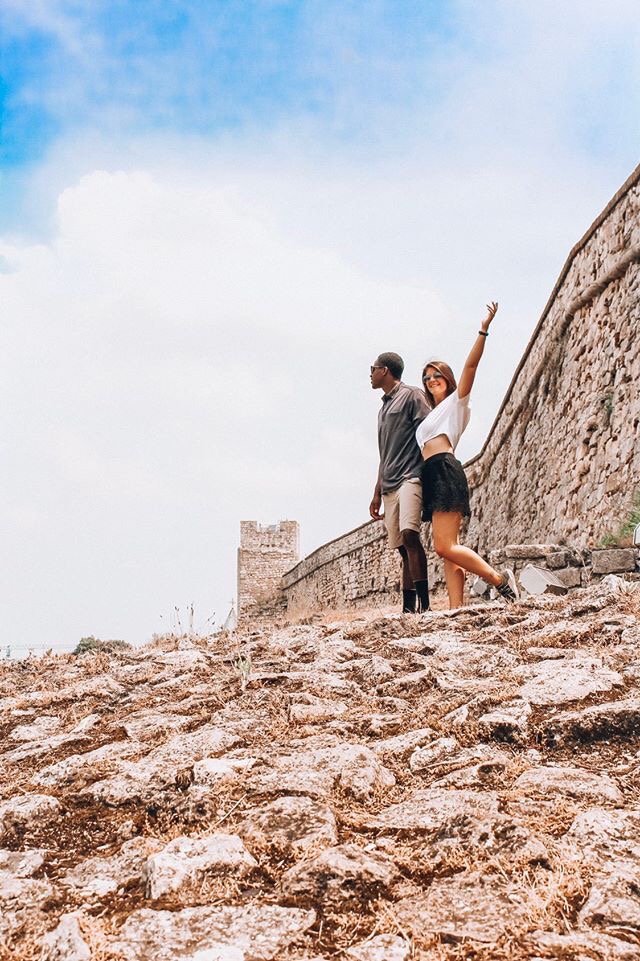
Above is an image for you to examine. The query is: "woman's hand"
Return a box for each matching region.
[481,301,498,332]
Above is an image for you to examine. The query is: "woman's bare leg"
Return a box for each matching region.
[432,511,503,586]
[443,557,465,608]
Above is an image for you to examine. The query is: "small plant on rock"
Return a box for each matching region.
[73,636,131,656]
[599,489,640,547]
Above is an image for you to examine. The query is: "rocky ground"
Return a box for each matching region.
[2,578,640,961]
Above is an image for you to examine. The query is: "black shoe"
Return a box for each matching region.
[496,569,519,603]
[402,589,417,613]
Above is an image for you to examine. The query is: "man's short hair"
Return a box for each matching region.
[376,352,404,380]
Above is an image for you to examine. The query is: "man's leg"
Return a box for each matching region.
[382,487,416,612]
[399,480,430,611]
[397,545,416,612]
[401,529,430,611]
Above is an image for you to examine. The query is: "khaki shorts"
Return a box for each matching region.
[382,478,423,549]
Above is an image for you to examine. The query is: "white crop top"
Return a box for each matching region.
[415,388,470,452]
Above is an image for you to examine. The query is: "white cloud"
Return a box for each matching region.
[1,166,447,650]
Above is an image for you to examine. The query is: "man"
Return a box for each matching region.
[370,352,430,612]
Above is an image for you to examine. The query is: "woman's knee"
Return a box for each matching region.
[432,537,453,559]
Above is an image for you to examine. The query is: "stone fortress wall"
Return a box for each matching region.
[241,165,640,617]
[237,521,299,615]
[464,163,640,554]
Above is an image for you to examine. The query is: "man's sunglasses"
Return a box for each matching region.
[370,365,387,374]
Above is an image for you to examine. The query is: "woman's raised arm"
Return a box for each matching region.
[457,301,498,399]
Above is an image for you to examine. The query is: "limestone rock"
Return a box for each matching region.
[409,736,459,772]
[183,946,244,961]
[0,848,45,876]
[345,934,410,960]
[394,871,534,942]
[368,787,546,860]
[579,862,640,930]
[237,796,338,853]
[2,731,92,764]
[145,834,257,898]
[86,724,240,805]
[380,668,433,695]
[9,715,61,740]
[563,808,640,865]
[41,913,91,961]
[367,788,499,833]
[150,649,209,670]
[514,656,622,706]
[63,837,164,899]
[359,655,395,682]
[591,548,636,574]
[110,904,316,961]
[0,792,61,833]
[122,710,192,739]
[368,727,435,759]
[514,765,623,804]
[34,740,141,787]
[528,929,640,961]
[280,843,397,901]
[542,699,640,744]
[431,747,510,789]
[191,756,256,786]
[69,712,102,734]
[250,741,395,801]
[478,699,531,742]
[289,698,348,724]
[0,847,50,901]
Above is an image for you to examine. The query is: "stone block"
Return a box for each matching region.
[503,544,566,560]
[470,576,490,596]
[545,551,569,569]
[554,567,582,588]
[591,548,636,574]
[518,565,568,596]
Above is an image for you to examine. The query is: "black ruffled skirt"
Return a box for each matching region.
[421,452,471,522]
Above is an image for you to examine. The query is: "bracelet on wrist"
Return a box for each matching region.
[478,330,488,337]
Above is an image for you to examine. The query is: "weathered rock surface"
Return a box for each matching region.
[345,934,410,960]
[1,580,640,959]
[237,796,338,853]
[514,764,623,804]
[0,792,61,833]
[110,904,316,960]
[85,724,240,804]
[63,837,164,898]
[514,655,623,706]
[394,871,535,943]
[280,843,397,901]
[40,913,91,961]
[145,834,258,898]
[542,698,640,744]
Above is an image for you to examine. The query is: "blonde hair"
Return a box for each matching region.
[421,360,457,409]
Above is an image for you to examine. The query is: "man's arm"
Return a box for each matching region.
[410,385,431,431]
[369,463,383,520]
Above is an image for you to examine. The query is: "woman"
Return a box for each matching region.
[416,302,518,607]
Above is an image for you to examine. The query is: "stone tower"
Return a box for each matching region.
[237,520,300,617]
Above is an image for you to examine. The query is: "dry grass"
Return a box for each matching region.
[1,582,640,959]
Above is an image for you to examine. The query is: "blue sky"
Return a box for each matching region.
[1,1,639,652]
[2,1,455,167]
